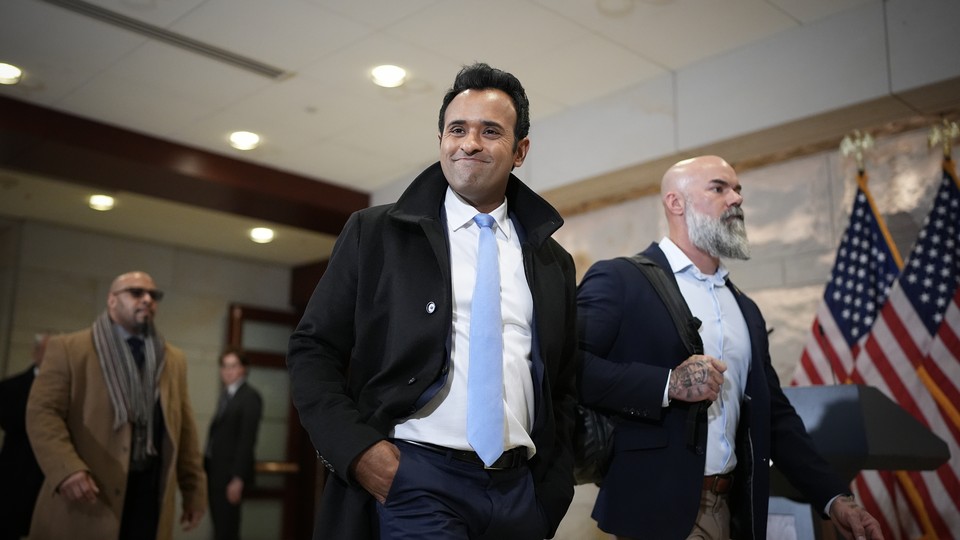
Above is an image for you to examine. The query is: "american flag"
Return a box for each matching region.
[790,171,902,387]
[850,159,960,539]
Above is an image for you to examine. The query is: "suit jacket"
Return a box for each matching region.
[26,328,207,540]
[0,367,44,537]
[577,243,847,540]
[288,162,579,540]
[206,381,263,485]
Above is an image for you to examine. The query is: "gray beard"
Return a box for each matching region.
[685,204,751,260]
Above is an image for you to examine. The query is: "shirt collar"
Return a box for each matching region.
[226,378,244,396]
[444,186,511,240]
[659,237,729,286]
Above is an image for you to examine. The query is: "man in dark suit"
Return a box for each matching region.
[205,347,263,540]
[288,62,578,540]
[577,156,883,540]
[0,333,48,540]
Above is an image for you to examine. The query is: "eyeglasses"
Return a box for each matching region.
[112,287,165,301]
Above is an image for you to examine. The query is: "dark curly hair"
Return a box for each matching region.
[437,62,530,149]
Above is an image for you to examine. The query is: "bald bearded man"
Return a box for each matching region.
[576,156,883,540]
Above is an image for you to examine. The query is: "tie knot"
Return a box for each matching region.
[473,213,495,229]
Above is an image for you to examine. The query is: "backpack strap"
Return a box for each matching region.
[622,253,703,356]
[620,252,709,453]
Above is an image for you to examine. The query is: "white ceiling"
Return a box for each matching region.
[0,0,876,265]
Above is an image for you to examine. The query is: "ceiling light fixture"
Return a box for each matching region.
[371,64,406,88]
[249,227,275,244]
[229,131,261,150]
[0,62,23,85]
[88,194,115,211]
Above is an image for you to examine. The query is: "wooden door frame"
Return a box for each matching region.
[226,303,318,540]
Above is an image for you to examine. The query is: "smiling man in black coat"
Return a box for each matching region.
[288,63,578,540]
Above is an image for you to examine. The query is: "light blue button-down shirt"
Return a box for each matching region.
[659,238,751,475]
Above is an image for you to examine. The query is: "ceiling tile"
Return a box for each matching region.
[169,0,373,70]
[382,0,591,67]
[768,0,878,24]
[80,0,209,27]
[307,0,443,30]
[532,0,797,69]
[521,33,666,107]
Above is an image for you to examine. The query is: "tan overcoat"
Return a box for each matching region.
[26,328,206,540]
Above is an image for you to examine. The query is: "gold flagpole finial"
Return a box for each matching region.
[840,130,874,172]
[928,118,959,159]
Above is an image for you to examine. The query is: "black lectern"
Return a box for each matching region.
[768,384,950,539]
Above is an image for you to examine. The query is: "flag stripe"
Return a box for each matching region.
[853,472,900,539]
[850,161,960,539]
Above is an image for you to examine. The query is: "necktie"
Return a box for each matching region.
[467,213,504,467]
[215,390,229,418]
[127,337,145,370]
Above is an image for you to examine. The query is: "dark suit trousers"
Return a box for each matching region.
[376,440,547,540]
[118,457,161,540]
[206,458,242,540]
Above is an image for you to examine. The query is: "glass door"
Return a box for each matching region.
[226,304,319,540]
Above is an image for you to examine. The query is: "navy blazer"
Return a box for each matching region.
[288,162,579,540]
[578,243,846,539]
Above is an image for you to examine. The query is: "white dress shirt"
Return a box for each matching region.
[393,187,537,458]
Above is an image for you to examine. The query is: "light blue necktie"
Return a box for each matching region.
[467,213,504,467]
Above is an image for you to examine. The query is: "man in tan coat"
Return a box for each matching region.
[27,271,206,540]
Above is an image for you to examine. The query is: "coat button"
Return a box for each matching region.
[407,377,416,385]
[426,302,436,314]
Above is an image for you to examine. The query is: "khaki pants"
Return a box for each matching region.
[686,490,731,540]
[615,490,731,540]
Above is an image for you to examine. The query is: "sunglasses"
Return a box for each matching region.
[113,287,165,301]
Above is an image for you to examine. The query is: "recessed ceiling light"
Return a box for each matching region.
[371,65,406,88]
[0,62,23,85]
[88,194,115,211]
[249,227,274,243]
[229,131,261,150]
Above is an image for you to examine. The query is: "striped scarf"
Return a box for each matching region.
[91,310,166,469]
